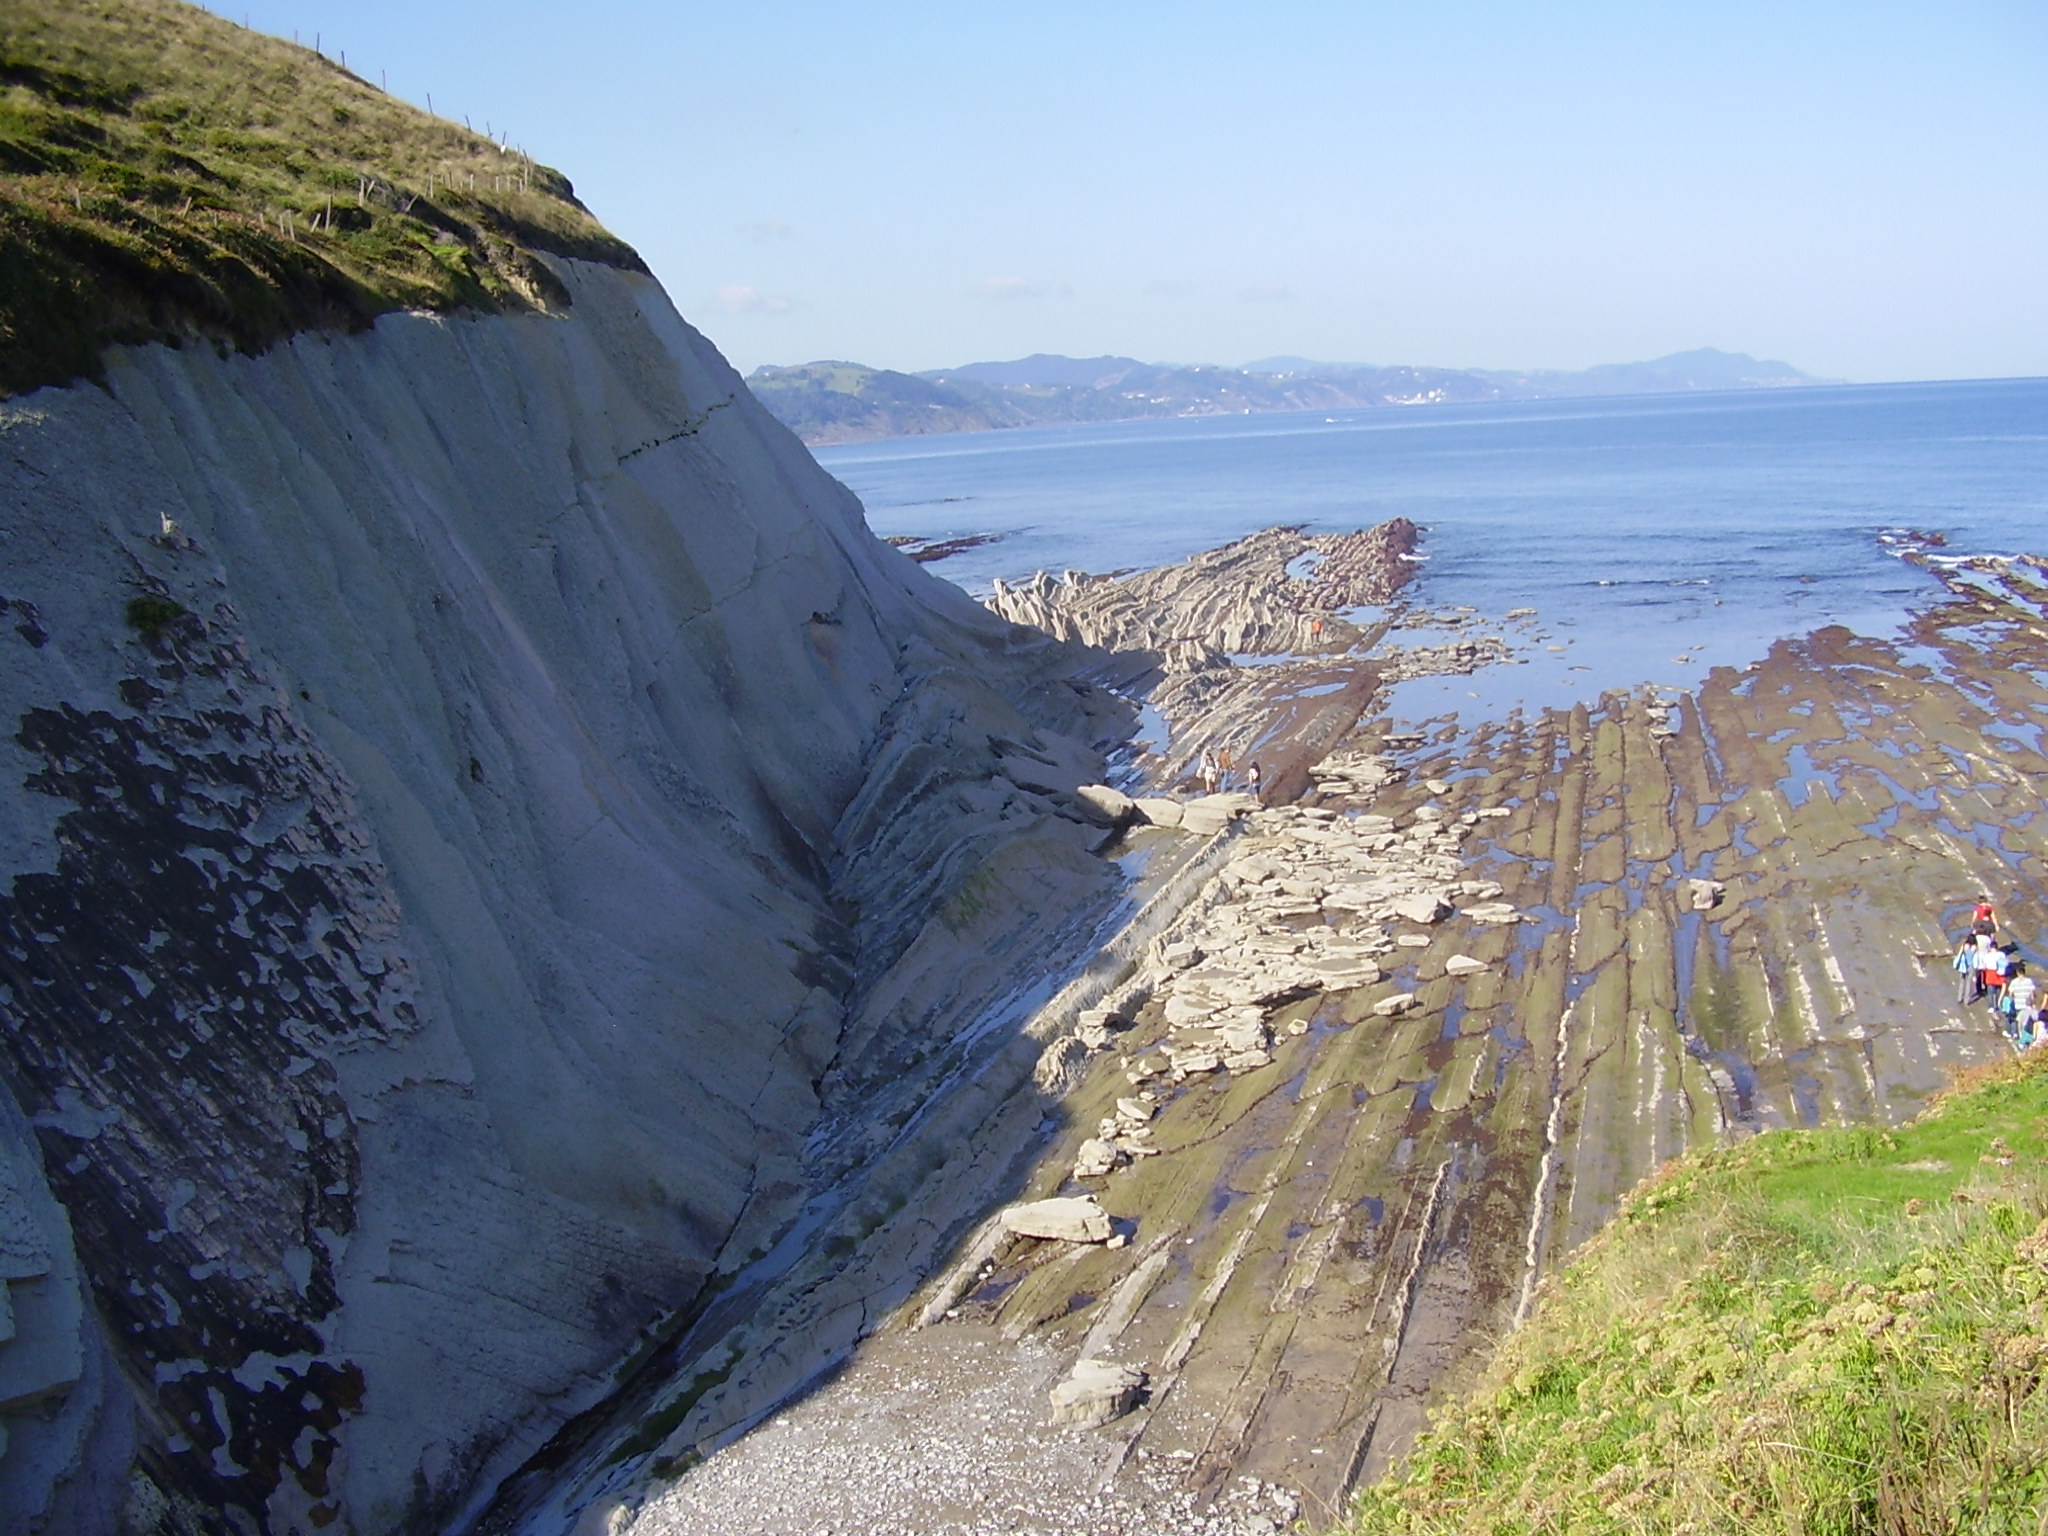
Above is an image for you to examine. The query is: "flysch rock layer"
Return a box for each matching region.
[636,556,2047,1536]
[0,256,1137,1534]
[985,522,1419,674]
[982,519,1522,809]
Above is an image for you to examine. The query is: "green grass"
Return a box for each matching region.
[0,0,643,397]
[1345,1054,2048,1536]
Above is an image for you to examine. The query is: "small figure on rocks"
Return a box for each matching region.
[1973,896,1998,937]
[1955,933,1984,1003]
[1197,748,1220,795]
[1246,760,1262,799]
[1975,932,2010,1006]
[2007,964,2042,1048]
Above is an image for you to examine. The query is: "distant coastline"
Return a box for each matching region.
[748,346,1828,447]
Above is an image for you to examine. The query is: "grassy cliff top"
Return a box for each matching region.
[0,0,645,398]
[1345,1053,2048,1534]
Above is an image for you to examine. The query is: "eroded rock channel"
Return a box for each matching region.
[546,539,2047,1536]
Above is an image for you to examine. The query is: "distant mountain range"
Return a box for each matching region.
[744,347,1826,446]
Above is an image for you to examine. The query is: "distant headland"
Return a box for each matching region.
[746,347,1828,446]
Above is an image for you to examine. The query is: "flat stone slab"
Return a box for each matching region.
[1001,1197,1113,1243]
[1390,892,1450,925]
[1180,793,1258,835]
[1132,797,1184,828]
[1444,954,1488,976]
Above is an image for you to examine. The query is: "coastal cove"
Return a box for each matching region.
[823,377,2048,717]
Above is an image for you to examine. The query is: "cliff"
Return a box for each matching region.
[0,245,1135,1533]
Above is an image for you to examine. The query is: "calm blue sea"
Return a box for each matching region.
[816,379,2048,719]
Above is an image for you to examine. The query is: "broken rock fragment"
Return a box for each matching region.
[1002,1196,1113,1243]
[1464,901,1524,925]
[1072,1138,1123,1179]
[1373,992,1418,1017]
[1390,892,1450,925]
[1444,953,1488,977]
[1687,877,1726,911]
[1048,1358,1148,1428]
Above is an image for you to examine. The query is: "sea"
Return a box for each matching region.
[816,378,2048,722]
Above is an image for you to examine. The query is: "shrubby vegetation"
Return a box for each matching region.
[1347,1054,2048,1535]
[0,0,642,397]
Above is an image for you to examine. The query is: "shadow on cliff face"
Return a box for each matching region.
[456,623,1197,1532]
[0,630,412,1526]
[0,585,1151,1536]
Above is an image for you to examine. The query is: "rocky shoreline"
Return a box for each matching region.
[604,539,2047,1536]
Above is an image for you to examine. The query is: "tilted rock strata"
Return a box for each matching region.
[907,570,2048,1522]
[0,257,1128,1532]
[985,522,1419,670]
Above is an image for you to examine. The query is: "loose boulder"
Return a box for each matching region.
[1048,1358,1148,1428]
[1072,1138,1123,1179]
[1444,954,1488,977]
[1688,877,1726,912]
[1073,783,1136,825]
[1001,1196,1114,1243]
[1372,992,1418,1018]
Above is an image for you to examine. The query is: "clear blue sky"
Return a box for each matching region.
[214,1,2044,381]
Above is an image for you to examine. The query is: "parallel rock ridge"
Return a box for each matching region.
[0,254,1134,1533]
[985,522,1420,673]
[896,560,2047,1523]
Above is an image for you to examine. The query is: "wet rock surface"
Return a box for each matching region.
[623,554,2048,1535]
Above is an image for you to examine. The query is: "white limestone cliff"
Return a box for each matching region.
[0,257,1129,1532]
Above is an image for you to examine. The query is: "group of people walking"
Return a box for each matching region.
[1194,747,1260,799]
[1955,897,2042,1048]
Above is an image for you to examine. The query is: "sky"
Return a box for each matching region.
[213,2,2046,382]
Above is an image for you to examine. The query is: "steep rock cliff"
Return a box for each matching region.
[0,256,1127,1533]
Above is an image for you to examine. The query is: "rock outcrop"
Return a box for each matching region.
[985,522,1420,670]
[0,257,1130,1532]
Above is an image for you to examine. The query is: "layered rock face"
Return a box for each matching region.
[0,258,1126,1533]
[985,521,1420,673]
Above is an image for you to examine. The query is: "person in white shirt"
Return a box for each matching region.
[2007,964,2041,1047]
[1976,934,2010,1008]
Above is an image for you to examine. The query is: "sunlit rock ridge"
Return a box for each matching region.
[0,249,1134,1533]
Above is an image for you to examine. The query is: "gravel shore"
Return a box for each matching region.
[627,1326,1299,1536]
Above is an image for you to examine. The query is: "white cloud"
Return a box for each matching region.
[714,284,795,315]
[970,276,1073,302]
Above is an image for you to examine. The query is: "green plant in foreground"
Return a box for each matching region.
[0,0,643,398]
[1346,1055,2048,1535]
